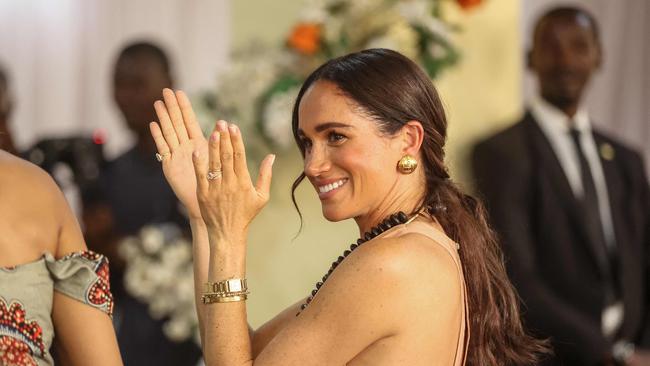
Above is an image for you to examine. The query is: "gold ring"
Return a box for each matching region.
[207,170,222,180]
[155,152,170,162]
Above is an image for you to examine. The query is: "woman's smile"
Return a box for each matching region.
[316,178,349,200]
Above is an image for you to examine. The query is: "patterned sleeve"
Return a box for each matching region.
[44,250,114,317]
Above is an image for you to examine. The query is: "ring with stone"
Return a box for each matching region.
[155,152,170,162]
[207,170,222,180]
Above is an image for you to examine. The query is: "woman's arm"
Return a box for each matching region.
[149,91,303,353]
[150,89,212,346]
[44,167,123,366]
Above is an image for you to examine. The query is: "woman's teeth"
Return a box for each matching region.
[318,179,347,194]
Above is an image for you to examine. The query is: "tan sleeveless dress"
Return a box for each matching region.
[381,219,470,365]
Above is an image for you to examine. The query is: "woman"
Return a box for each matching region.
[0,150,122,365]
[150,49,548,365]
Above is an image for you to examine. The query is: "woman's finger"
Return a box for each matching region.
[154,100,180,150]
[255,154,275,199]
[149,122,170,157]
[228,124,251,183]
[176,90,204,140]
[192,149,209,195]
[208,130,222,183]
[162,88,189,144]
[217,121,234,184]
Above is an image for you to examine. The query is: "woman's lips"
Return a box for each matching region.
[316,178,348,200]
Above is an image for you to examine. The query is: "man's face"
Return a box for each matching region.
[113,54,171,137]
[529,14,601,109]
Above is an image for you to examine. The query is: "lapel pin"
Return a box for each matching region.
[599,143,615,161]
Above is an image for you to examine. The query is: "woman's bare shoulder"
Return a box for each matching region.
[0,151,70,259]
[334,229,463,318]
[0,150,62,200]
[353,229,460,287]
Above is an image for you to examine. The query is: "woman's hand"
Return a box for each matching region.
[149,89,207,220]
[192,120,275,245]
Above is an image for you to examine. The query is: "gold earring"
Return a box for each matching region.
[397,155,417,174]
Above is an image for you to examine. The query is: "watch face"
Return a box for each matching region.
[228,280,243,292]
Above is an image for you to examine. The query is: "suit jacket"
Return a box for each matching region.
[471,112,650,365]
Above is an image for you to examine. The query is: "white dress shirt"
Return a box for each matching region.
[530,95,622,337]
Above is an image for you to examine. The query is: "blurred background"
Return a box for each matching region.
[0,0,648,364]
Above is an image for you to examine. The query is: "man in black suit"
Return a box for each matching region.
[472,7,650,365]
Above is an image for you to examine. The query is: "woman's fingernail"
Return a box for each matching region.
[270,154,276,165]
[193,150,200,158]
[210,132,219,142]
[217,120,227,131]
[229,124,238,134]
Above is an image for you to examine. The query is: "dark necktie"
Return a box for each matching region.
[569,128,600,215]
[569,128,619,300]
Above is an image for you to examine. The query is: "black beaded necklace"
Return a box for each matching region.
[296,211,413,316]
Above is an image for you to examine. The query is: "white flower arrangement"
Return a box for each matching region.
[119,224,200,345]
[196,0,483,153]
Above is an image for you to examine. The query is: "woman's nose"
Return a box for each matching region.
[304,146,331,177]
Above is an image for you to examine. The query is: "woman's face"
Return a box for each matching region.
[297,81,404,222]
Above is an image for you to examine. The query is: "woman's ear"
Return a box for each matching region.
[400,120,424,156]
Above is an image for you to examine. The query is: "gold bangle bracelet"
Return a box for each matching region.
[202,293,248,304]
[202,290,249,298]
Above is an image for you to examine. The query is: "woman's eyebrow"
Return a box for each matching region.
[314,122,352,132]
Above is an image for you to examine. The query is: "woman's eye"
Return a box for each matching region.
[328,132,346,144]
[301,138,312,151]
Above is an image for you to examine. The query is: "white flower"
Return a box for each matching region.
[365,19,419,60]
[124,258,157,298]
[398,0,453,44]
[299,0,329,23]
[262,86,301,149]
[163,317,192,342]
[161,240,192,267]
[146,261,175,284]
[118,237,141,259]
[428,42,449,59]
[140,227,164,254]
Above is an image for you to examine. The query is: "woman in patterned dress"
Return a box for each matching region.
[0,149,122,366]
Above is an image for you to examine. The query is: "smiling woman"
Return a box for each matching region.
[149,49,549,365]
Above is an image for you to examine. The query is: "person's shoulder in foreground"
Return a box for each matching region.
[0,149,69,257]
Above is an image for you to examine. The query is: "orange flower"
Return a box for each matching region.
[457,0,482,10]
[287,23,322,55]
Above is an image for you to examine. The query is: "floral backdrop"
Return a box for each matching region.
[196,0,482,157]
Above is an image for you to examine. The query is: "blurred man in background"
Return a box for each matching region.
[106,41,187,234]
[0,65,18,155]
[101,41,200,366]
[472,6,650,365]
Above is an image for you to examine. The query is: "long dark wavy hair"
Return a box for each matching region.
[290,49,549,365]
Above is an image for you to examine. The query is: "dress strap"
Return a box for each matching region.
[385,220,470,365]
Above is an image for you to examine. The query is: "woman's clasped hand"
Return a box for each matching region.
[149,88,275,244]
